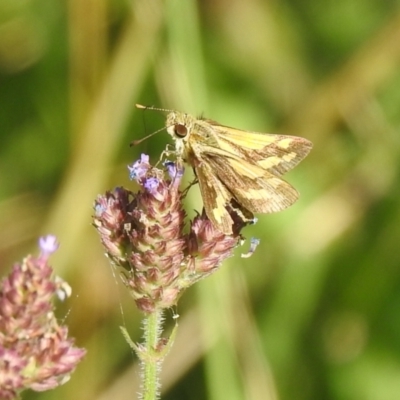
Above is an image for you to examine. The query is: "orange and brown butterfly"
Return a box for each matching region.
[135,104,313,235]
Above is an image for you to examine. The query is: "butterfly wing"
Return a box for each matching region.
[203,152,299,213]
[194,159,236,234]
[185,120,312,233]
[208,123,313,177]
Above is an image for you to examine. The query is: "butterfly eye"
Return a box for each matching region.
[174,124,187,137]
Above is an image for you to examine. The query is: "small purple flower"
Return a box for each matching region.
[39,235,59,257]
[164,160,175,178]
[128,154,151,181]
[144,177,159,194]
[164,160,184,188]
[144,177,164,201]
[241,237,260,258]
[163,161,182,179]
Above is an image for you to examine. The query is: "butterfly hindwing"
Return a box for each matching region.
[202,152,299,214]
[194,159,235,234]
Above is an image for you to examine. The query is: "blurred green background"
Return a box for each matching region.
[2,0,400,399]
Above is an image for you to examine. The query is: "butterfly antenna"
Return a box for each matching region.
[131,104,177,146]
[135,104,176,113]
[130,126,166,147]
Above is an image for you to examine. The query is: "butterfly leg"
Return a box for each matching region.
[155,144,179,167]
[181,175,199,197]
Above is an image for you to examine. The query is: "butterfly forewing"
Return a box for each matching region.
[212,125,313,176]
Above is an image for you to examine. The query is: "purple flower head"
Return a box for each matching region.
[128,154,151,181]
[92,154,249,313]
[0,240,86,396]
[39,235,59,258]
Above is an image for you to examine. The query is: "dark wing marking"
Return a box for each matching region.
[203,153,299,213]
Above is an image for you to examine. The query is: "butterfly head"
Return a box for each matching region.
[166,111,197,156]
[166,112,196,140]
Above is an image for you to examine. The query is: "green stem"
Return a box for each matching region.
[121,309,179,400]
[142,309,163,400]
